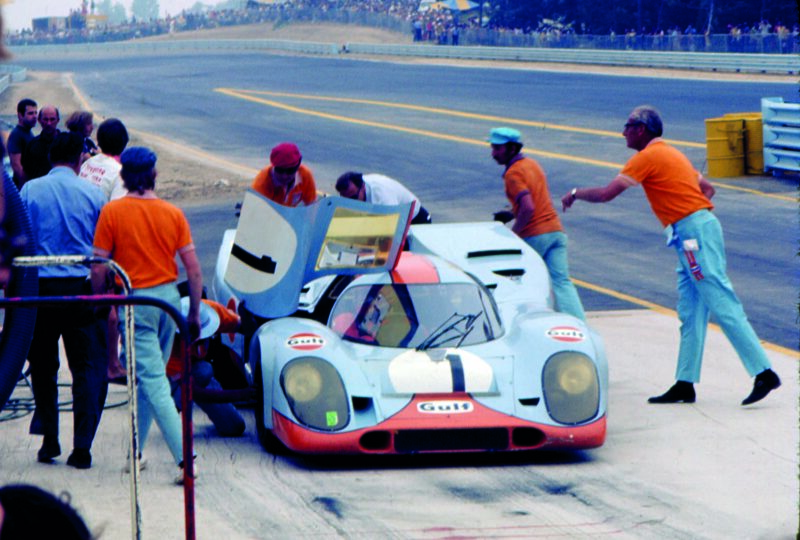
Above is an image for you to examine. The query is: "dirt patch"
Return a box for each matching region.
[143,21,413,45]
[0,71,249,204]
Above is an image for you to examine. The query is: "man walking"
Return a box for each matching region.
[561,105,780,406]
[20,132,109,468]
[489,127,585,320]
[92,147,203,484]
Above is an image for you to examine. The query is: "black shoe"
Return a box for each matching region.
[37,438,61,464]
[66,449,92,469]
[648,381,696,404]
[742,369,781,406]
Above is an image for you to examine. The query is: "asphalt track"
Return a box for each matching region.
[16,51,793,351]
[2,50,797,539]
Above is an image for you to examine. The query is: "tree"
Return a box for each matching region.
[96,0,128,25]
[131,0,160,22]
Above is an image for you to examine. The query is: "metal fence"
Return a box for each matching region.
[10,38,798,75]
[762,97,800,174]
[456,29,799,54]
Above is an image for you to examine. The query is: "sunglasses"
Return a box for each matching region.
[273,165,299,175]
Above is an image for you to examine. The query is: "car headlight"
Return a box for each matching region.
[542,352,600,425]
[280,357,349,431]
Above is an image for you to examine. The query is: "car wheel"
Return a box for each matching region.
[0,173,38,412]
[254,360,288,455]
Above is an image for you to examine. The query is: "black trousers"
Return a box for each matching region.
[28,277,108,450]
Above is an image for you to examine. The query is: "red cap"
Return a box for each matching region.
[270,143,302,168]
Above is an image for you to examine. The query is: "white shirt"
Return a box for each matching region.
[363,173,421,218]
[79,153,127,201]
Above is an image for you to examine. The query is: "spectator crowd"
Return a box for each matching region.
[3,0,797,53]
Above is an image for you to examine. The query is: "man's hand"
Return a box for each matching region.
[493,209,514,224]
[188,314,201,343]
[561,190,577,212]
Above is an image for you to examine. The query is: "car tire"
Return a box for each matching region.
[254,360,288,455]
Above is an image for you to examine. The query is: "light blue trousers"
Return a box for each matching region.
[670,210,771,383]
[121,283,184,465]
[524,231,586,321]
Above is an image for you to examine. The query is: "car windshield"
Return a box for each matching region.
[328,282,502,348]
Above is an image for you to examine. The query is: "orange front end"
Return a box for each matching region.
[272,394,606,455]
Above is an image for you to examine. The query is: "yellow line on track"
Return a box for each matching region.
[216,87,795,203]
[66,73,92,111]
[216,87,624,169]
[67,78,797,356]
[574,278,799,358]
[236,89,706,149]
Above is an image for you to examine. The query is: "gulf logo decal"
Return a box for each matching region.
[546,326,585,343]
[417,400,474,414]
[286,333,326,351]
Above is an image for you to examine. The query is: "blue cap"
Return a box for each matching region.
[487,127,523,145]
[120,147,157,173]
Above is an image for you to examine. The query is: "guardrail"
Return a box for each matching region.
[762,97,800,174]
[344,42,800,74]
[9,39,798,74]
[0,65,26,102]
[9,39,341,57]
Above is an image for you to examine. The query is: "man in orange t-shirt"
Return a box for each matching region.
[91,146,203,483]
[489,127,585,321]
[251,142,317,206]
[561,105,780,407]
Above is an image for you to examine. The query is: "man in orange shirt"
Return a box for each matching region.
[561,105,780,406]
[489,127,585,320]
[92,146,203,483]
[251,142,317,206]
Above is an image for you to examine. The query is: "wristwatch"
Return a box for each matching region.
[570,187,578,201]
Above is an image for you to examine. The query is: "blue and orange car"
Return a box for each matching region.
[212,192,607,454]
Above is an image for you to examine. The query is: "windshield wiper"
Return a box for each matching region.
[417,312,480,351]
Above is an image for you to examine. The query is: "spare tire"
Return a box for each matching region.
[0,171,38,412]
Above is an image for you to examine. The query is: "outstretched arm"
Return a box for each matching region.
[561,175,630,212]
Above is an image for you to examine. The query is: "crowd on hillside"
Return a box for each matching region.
[4,0,797,53]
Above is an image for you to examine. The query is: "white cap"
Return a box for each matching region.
[179,297,220,340]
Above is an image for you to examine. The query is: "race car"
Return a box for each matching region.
[212,192,607,454]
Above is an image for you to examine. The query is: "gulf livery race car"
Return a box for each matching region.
[212,191,608,454]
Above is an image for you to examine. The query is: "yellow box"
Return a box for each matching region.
[705,117,745,177]
[706,117,745,178]
[723,112,763,174]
